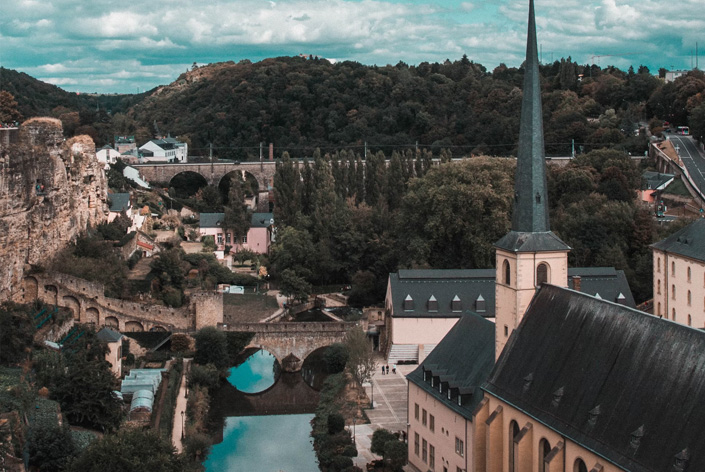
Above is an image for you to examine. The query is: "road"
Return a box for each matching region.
[667,134,705,201]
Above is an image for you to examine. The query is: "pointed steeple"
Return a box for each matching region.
[495,0,569,252]
[514,0,548,232]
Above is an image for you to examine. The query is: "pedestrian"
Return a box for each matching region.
[381,365,385,375]
[392,364,396,374]
[386,365,389,374]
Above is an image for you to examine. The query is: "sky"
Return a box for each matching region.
[1,0,703,94]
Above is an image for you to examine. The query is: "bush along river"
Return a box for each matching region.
[204,347,331,471]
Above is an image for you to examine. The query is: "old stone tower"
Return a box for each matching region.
[493,0,570,358]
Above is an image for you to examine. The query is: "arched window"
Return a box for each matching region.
[672,285,676,300]
[672,261,676,276]
[536,263,548,286]
[509,421,520,472]
[538,438,551,472]
[503,259,511,285]
[688,315,692,326]
[688,290,692,306]
[673,308,677,322]
[574,458,588,472]
[657,257,661,273]
[687,267,692,282]
[657,279,661,294]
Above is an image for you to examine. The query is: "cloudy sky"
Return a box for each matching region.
[1,0,703,94]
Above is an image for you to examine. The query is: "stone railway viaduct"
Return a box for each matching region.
[16,272,350,372]
[133,162,276,191]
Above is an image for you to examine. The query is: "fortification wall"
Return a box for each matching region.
[0,119,108,299]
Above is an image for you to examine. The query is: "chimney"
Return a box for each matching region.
[269,143,274,161]
[572,275,582,292]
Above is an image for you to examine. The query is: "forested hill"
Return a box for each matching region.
[127,56,659,160]
[3,57,705,157]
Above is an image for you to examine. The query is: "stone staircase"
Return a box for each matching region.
[387,344,419,365]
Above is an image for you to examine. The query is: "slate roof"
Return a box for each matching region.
[484,284,705,472]
[251,213,274,228]
[494,230,570,252]
[108,193,131,212]
[199,212,225,228]
[389,267,635,319]
[642,171,674,191]
[96,327,123,343]
[651,218,705,263]
[407,313,495,417]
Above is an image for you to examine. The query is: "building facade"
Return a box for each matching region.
[199,212,274,254]
[651,218,705,327]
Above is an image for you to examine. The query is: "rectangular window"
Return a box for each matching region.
[217,233,223,245]
[422,439,427,463]
[414,432,420,456]
[415,403,419,420]
[455,437,464,457]
[242,235,248,243]
[429,414,435,432]
[429,444,435,469]
[225,232,231,244]
[422,409,427,426]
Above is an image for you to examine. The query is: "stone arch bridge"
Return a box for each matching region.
[133,162,277,192]
[17,272,222,333]
[221,321,354,372]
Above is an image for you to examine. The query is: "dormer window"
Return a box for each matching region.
[475,295,486,312]
[430,376,435,388]
[404,295,414,311]
[438,381,443,393]
[451,295,462,312]
[423,370,429,382]
[447,389,452,400]
[427,295,438,312]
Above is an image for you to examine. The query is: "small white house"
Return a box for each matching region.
[96,145,121,168]
[138,137,188,163]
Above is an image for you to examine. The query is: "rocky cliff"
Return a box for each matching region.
[0,118,108,300]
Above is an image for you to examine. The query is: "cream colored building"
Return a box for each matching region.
[651,218,705,328]
[97,327,123,378]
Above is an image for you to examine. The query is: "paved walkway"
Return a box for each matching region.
[352,358,414,469]
[171,358,191,453]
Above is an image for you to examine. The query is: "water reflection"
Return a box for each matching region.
[226,349,279,393]
[204,414,316,472]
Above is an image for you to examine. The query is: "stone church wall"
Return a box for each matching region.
[0,118,108,300]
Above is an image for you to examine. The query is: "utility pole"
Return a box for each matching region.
[260,142,263,171]
[364,141,367,159]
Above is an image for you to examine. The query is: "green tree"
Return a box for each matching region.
[370,429,397,456]
[273,151,301,227]
[193,327,229,370]
[28,423,76,472]
[0,91,22,123]
[223,176,251,240]
[69,429,183,472]
[323,343,348,374]
[0,302,35,365]
[343,326,375,389]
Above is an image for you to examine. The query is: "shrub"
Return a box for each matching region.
[170,333,192,352]
[327,412,345,435]
[323,343,348,374]
[187,363,220,390]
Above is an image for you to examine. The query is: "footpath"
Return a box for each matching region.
[171,358,191,453]
[352,357,413,470]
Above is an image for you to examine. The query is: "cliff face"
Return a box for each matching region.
[0,118,108,300]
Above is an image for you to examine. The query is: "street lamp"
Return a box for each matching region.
[181,410,185,440]
[352,416,356,444]
[370,380,374,409]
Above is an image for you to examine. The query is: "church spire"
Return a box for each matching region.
[513,0,548,233]
[494,0,569,252]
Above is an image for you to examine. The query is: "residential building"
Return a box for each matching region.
[651,218,705,327]
[639,171,674,205]
[664,70,689,83]
[476,283,705,472]
[96,144,121,167]
[139,137,188,163]
[115,135,137,154]
[199,212,274,254]
[97,327,123,378]
[407,313,494,472]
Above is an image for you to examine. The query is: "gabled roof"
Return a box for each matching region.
[388,266,635,319]
[251,213,274,228]
[199,213,225,228]
[485,284,705,472]
[651,218,705,263]
[108,193,130,212]
[642,171,674,191]
[407,313,495,418]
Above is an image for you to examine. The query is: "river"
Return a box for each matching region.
[205,348,327,471]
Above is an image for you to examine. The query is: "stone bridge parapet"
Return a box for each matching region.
[17,272,223,333]
[133,162,276,192]
[221,321,355,372]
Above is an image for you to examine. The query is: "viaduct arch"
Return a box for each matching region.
[133,162,277,192]
[222,322,353,372]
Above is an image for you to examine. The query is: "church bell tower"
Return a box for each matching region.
[494,0,570,359]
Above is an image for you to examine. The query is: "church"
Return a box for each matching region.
[405,1,705,471]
